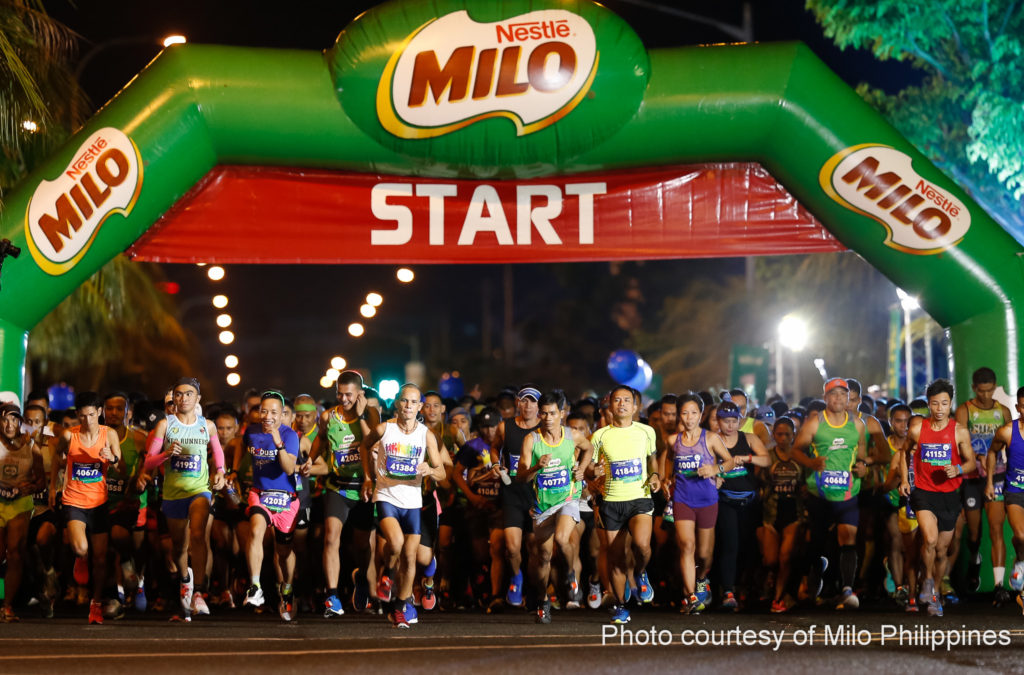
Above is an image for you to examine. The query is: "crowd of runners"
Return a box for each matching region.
[2,366,1024,628]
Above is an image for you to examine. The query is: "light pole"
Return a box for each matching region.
[897,288,919,398]
[778,314,808,404]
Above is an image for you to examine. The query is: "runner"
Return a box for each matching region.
[727,389,772,448]
[881,403,913,607]
[290,393,322,615]
[498,386,541,608]
[792,377,869,610]
[899,378,976,617]
[955,367,1011,600]
[23,402,59,617]
[144,377,227,619]
[240,391,303,621]
[589,385,660,624]
[986,386,1024,612]
[664,393,733,614]
[360,383,446,628]
[758,416,805,613]
[210,409,242,608]
[55,392,123,624]
[882,404,921,611]
[0,403,45,622]
[309,370,379,617]
[516,393,593,623]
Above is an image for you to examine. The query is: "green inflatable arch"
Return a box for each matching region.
[1,0,1022,402]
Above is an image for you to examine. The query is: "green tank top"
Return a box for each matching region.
[529,427,577,513]
[106,430,148,509]
[163,415,211,500]
[806,411,861,502]
[325,409,363,500]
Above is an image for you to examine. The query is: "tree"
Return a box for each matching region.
[807,0,1024,239]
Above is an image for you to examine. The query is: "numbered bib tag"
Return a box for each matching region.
[0,485,19,500]
[33,488,47,504]
[477,483,499,498]
[921,443,952,466]
[905,501,915,519]
[817,469,850,496]
[1008,469,1024,491]
[773,482,795,496]
[610,458,643,482]
[170,454,203,476]
[675,453,702,477]
[333,449,360,467]
[72,461,103,484]
[537,468,569,491]
[259,490,292,513]
[385,455,418,479]
[106,478,125,495]
[508,454,520,475]
[720,465,748,478]
[993,479,1005,498]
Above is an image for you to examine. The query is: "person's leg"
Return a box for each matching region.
[836,522,859,591]
[322,516,342,592]
[627,514,653,576]
[89,531,109,602]
[246,514,268,587]
[489,527,505,597]
[716,500,740,593]
[777,522,800,603]
[885,512,904,586]
[504,526,523,581]
[187,497,212,590]
[4,514,29,609]
[987,500,1007,584]
[554,515,579,571]
[916,510,940,591]
[675,519,696,595]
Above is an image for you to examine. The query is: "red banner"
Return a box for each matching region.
[128,163,844,264]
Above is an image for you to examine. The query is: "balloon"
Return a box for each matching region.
[607,349,641,384]
[438,374,464,400]
[624,359,653,392]
[48,382,74,410]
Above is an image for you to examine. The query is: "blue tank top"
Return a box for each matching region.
[1003,422,1024,494]
[672,430,718,508]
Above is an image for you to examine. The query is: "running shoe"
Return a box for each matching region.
[1017,592,1024,615]
[323,594,344,617]
[192,592,210,616]
[941,576,958,604]
[894,585,908,608]
[721,591,738,611]
[506,570,524,607]
[623,582,632,606]
[967,551,982,592]
[218,589,233,610]
[882,557,896,596]
[279,591,294,622]
[1010,561,1024,592]
[421,580,437,611]
[352,569,371,612]
[104,598,126,620]
[566,571,580,609]
[134,584,148,613]
[687,594,705,615]
[695,578,711,606]
[837,587,860,610]
[377,573,393,602]
[392,608,410,629]
[770,599,788,614]
[180,567,194,615]
[636,571,654,604]
[404,598,418,625]
[536,600,552,624]
[43,567,59,602]
[610,605,631,624]
[73,555,89,586]
[918,578,935,607]
[121,560,140,593]
[905,598,919,613]
[587,579,602,609]
[815,556,829,598]
[2,606,18,623]
[994,584,1012,607]
[486,597,504,614]
[243,584,265,608]
[88,599,103,625]
[927,594,943,617]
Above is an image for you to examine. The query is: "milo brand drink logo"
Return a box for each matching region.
[25,127,142,275]
[377,9,597,139]
[820,144,970,255]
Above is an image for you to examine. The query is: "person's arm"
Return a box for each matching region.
[646,442,662,494]
[516,433,540,483]
[102,427,126,477]
[791,416,824,470]
[662,433,677,485]
[309,411,329,462]
[752,419,772,449]
[359,422,385,501]
[143,418,172,471]
[25,438,45,496]
[951,423,977,477]
[275,428,299,475]
[573,430,593,481]
[704,434,736,477]
[881,448,904,493]
[207,419,226,490]
[420,428,446,482]
[899,420,919,496]
[985,425,1010,500]
[735,432,771,468]
[452,451,484,507]
[49,431,70,508]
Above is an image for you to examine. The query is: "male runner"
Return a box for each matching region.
[986,386,1024,611]
[23,402,59,616]
[498,386,541,607]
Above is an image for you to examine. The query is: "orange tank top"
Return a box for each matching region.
[63,426,111,509]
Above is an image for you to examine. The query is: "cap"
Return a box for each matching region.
[823,377,849,394]
[517,387,541,401]
[476,407,502,428]
[0,403,23,419]
[716,401,741,419]
[449,407,471,421]
[755,405,775,421]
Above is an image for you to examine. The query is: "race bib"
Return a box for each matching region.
[720,465,748,478]
[72,461,103,484]
[258,489,293,513]
[993,479,1005,499]
[106,477,125,495]
[508,454,520,474]
[675,453,702,476]
[537,469,570,491]
[477,483,500,498]
[1008,469,1024,490]
[773,482,795,496]
[921,443,952,466]
[0,485,19,500]
[385,455,418,479]
[170,454,203,476]
[333,449,360,467]
[905,500,915,519]
[610,458,643,482]
[818,469,850,495]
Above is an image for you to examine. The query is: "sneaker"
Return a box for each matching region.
[486,597,504,614]
[882,557,896,596]
[905,597,919,613]
[994,584,1012,607]
[403,598,419,625]
[918,578,935,607]
[566,572,580,608]
[74,556,90,586]
[721,591,738,611]
[967,554,982,592]
[1010,562,1024,592]
[104,598,126,620]
[587,580,602,609]
[600,590,615,608]
[770,599,788,614]
[421,580,437,611]
[941,576,958,604]
[927,594,943,616]
[695,578,711,606]
[815,556,829,598]
[323,594,343,617]
[636,571,654,604]
[88,599,103,625]
[243,584,265,608]
[894,585,908,608]
[687,593,705,614]
[536,600,552,624]
[180,568,194,615]
[377,574,393,602]
[837,587,859,610]
[610,604,631,624]
[43,567,59,602]
[391,608,410,629]
[2,606,19,623]
[192,592,210,616]
[121,560,140,593]
[623,582,633,606]
[506,570,524,607]
[352,569,371,612]
[279,591,294,622]
[218,590,234,609]
[1017,592,1024,615]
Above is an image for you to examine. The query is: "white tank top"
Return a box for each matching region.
[373,421,428,509]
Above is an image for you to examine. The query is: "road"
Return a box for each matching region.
[1,601,1023,674]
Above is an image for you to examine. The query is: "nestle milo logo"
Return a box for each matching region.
[25,127,142,275]
[377,9,597,139]
[820,144,970,254]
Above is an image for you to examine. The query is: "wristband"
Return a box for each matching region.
[957,465,963,476]
[275,444,285,451]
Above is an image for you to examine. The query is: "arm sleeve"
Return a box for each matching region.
[143,435,165,471]
[209,433,226,473]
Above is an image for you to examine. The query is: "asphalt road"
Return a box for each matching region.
[2,601,1023,674]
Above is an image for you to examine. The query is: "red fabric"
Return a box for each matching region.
[914,421,962,493]
[128,163,845,264]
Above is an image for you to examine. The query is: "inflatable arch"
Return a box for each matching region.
[1,0,1022,402]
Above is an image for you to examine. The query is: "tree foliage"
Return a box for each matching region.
[807,0,1024,237]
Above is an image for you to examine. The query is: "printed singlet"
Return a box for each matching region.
[672,430,717,508]
[324,410,364,500]
[0,437,35,501]
[965,401,1006,477]
[590,422,656,503]
[1002,422,1024,494]
[913,419,962,493]
[163,414,211,500]
[529,427,577,513]
[374,421,429,510]
[805,412,861,502]
[63,426,111,509]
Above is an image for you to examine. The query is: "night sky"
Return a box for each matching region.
[41,0,922,400]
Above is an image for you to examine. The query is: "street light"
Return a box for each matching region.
[360,304,376,318]
[162,35,187,47]
[226,372,240,387]
[366,293,383,307]
[207,266,225,281]
[397,268,414,283]
[212,294,228,309]
[218,330,235,345]
[216,313,232,328]
[777,314,808,403]
[348,322,365,337]
[326,368,340,382]
[319,376,333,389]
[225,355,239,368]
[896,288,919,397]
[330,356,346,370]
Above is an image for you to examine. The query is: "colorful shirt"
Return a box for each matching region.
[805,412,861,502]
[163,414,212,500]
[64,426,112,509]
[590,422,656,502]
[324,409,363,500]
[528,427,577,513]
[374,421,429,510]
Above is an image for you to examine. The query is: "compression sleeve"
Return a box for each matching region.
[209,434,225,473]
[143,435,165,471]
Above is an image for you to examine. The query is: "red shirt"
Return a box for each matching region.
[913,420,961,493]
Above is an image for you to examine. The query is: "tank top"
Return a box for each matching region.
[965,401,1006,477]
[106,430,147,509]
[1002,422,1024,494]
[885,436,904,507]
[671,429,718,508]
[720,432,758,495]
[805,411,861,502]
[528,427,577,513]
[501,417,539,477]
[33,441,56,509]
[163,414,212,500]
[913,419,962,493]
[373,421,428,509]
[324,409,363,500]
[0,437,35,501]
[63,426,111,509]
